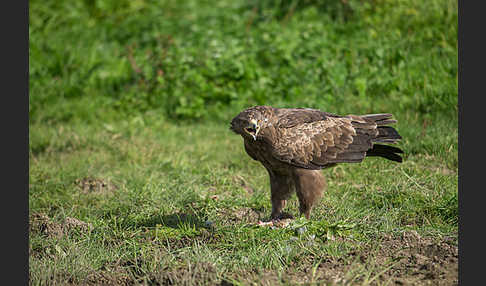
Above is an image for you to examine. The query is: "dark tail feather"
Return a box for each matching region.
[357,113,403,162]
[367,144,403,162]
[374,126,402,143]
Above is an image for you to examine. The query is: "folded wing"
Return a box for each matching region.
[270,111,402,169]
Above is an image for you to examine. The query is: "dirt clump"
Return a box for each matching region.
[83,270,132,286]
[74,177,117,194]
[30,213,93,239]
[30,213,64,239]
[219,207,264,224]
[63,217,93,233]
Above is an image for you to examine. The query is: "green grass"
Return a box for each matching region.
[29,0,457,123]
[29,114,457,285]
[29,0,457,284]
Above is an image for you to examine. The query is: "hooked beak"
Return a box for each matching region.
[245,119,260,141]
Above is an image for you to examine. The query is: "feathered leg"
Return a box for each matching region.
[268,171,294,219]
[293,169,326,219]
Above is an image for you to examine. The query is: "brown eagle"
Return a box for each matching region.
[230,106,403,220]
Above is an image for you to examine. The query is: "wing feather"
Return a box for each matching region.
[271,117,360,169]
[241,107,403,169]
[274,108,341,128]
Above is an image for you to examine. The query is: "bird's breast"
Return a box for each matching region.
[245,137,291,173]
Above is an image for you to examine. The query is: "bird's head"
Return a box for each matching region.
[230,106,270,141]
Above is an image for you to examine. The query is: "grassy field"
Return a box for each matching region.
[29,0,457,285]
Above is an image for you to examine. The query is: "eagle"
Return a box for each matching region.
[230,106,403,220]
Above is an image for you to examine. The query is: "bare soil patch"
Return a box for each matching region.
[287,231,458,285]
[366,231,458,285]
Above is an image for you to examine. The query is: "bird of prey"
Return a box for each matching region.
[230,106,403,220]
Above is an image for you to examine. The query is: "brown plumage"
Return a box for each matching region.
[230,106,403,220]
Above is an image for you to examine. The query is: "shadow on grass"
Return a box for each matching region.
[137,212,206,230]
